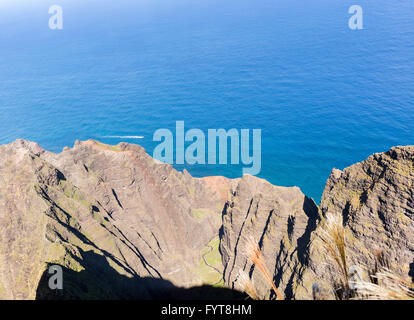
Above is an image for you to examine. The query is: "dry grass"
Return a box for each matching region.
[244,236,284,300]
[318,212,350,297]
[318,213,414,300]
[237,212,413,301]
[237,269,259,300]
[351,269,414,300]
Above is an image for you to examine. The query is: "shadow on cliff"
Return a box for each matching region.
[35,249,246,300]
[272,196,320,300]
[296,196,320,265]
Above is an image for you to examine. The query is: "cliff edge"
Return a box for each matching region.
[0,140,412,299]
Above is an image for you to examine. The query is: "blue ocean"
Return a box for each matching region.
[0,0,413,202]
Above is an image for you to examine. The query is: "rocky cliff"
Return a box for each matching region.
[0,139,227,299]
[0,140,412,299]
[220,175,319,299]
[298,146,414,298]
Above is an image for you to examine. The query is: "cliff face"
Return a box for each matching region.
[321,146,414,274]
[302,146,414,298]
[0,139,227,299]
[220,175,319,299]
[0,140,412,300]
[223,145,414,299]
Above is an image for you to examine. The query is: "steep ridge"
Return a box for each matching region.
[0,140,412,299]
[297,146,414,298]
[0,139,228,299]
[220,175,319,299]
[321,145,414,274]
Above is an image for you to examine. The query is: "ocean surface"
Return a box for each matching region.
[0,0,413,202]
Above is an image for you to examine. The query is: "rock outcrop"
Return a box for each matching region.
[0,140,412,300]
[0,139,227,299]
[298,146,414,298]
[220,175,319,299]
[321,146,414,274]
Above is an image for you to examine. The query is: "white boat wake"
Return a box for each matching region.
[103,135,144,139]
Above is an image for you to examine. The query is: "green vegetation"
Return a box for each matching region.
[193,236,223,286]
[191,208,207,222]
[95,141,121,152]
[59,180,91,208]
[204,237,221,267]
[0,278,6,297]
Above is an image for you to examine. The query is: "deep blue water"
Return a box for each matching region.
[0,0,413,202]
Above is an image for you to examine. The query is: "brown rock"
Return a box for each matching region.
[220,175,319,299]
[0,140,412,300]
[0,140,226,299]
[298,146,414,299]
